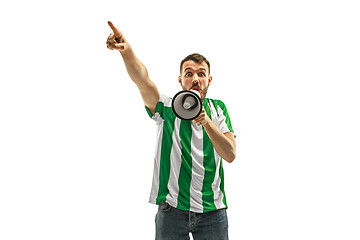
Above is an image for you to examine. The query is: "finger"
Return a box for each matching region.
[107,42,125,51]
[106,35,114,44]
[106,40,116,49]
[107,33,114,40]
[193,116,203,123]
[106,41,115,48]
[108,21,122,37]
[107,39,116,45]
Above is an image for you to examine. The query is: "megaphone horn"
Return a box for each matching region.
[172,90,202,121]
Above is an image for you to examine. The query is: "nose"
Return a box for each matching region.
[192,73,199,84]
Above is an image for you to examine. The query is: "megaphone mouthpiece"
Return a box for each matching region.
[183,94,198,110]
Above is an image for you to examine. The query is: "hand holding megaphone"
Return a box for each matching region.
[192,108,210,126]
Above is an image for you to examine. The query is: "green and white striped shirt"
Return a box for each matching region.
[146,94,234,213]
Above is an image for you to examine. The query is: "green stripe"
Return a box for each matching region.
[203,99,212,121]
[219,159,227,207]
[156,107,176,204]
[201,127,216,212]
[176,120,193,211]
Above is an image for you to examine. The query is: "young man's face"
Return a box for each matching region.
[178,60,212,101]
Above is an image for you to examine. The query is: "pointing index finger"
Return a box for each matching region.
[107,21,121,38]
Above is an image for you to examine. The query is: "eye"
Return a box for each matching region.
[185,72,192,77]
[198,72,205,77]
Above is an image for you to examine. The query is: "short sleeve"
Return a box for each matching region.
[215,100,234,135]
[145,94,172,122]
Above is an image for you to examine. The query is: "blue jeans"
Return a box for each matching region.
[155,202,228,240]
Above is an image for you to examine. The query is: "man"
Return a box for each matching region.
[106,21,236,240]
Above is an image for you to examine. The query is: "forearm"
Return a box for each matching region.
[203,120,236,163]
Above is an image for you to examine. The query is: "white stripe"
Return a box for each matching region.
[149,94,172,204]
[151,94,171,123]
[189,123,205,212]
[209,102,227,210]
[149,117,164,204]
[161,94,172,107]
[212,151,226,209]
[166,118,182,207]
[216,104,230,134]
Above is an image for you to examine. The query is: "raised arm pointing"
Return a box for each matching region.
[106,21,159,114]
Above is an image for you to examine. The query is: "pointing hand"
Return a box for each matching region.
[106,21,129,51]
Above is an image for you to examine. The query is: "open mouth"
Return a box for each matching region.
[190,87,202,99]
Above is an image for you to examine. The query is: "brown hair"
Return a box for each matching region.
[180,53,210,74]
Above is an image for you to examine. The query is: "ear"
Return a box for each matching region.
[178,76,182,85]
[208,76,213,86]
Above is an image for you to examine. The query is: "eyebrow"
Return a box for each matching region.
[184,67,207,73]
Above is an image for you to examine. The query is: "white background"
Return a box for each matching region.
[1,0,359,239]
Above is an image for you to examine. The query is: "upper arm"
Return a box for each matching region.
[120,49,159,113]
[137,78,159,115]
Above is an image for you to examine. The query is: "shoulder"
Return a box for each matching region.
[206,98,227,111]
[206,98,234,133]
[157,94,172,107]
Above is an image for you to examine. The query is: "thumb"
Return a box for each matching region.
[114,43,126,51]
